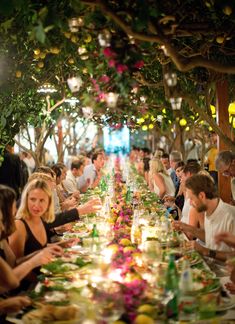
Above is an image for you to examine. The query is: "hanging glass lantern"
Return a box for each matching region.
[170,97,182,110]
[106,92,119,108]
[68,17,84,32]
[164,72,177,87]
[82,106,93,119]
[37,83,57,94]
[98,30,111,47]
[64,97,80,107]
[67,76,83,93]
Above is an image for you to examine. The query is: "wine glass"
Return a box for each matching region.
[92,281,124,322]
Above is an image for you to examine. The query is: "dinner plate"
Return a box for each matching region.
[22,304,83,324]
[217,297,235,312]
[22,310,82,324]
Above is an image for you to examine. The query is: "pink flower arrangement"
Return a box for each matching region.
[108,158,148,320]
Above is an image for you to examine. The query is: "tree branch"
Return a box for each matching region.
[83,0,235,74]
[182,94,235,151]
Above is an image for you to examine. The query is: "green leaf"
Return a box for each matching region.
[1,116,6,128]
[38,6,48,20]
[0,18,14,32]
[44,25,54,33]
[34,22,46,43]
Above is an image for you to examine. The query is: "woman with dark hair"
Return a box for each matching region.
[52,164,78,211]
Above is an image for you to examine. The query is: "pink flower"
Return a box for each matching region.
[133,60,144,69]
[97,92,106,101]
[103,47,116,58]
[116,64,128,74]
[108,59,116,67]
[99,75,110,83]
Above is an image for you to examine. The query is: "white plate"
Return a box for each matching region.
[217,297,235,312]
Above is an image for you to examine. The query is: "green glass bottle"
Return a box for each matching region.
[165,254,179,319]
[91,224,99,238]
[125,185,131,203]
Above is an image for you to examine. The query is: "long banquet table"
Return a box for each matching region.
[7,158,235,323]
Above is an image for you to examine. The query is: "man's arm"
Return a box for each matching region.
[192,241,235,262]
[173,221,205,242]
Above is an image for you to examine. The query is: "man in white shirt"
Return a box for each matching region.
[63,158,85,194]
[173,174,235,261]
[78,150,105,192]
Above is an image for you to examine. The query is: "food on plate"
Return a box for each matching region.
[22,304,81,323]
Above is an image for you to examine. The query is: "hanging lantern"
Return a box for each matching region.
[68,17,84,32]
[37,83,57,94]
[64,97,80,107]
[98,30,111,47]
[170,97,182,110]
[106,92,119,108]
[82,106,93,119]
[164,72,177,87]
[78,47,87,55]
[140,96,146,103]
[67,76,83,93]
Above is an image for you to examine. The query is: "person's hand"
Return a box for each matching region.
[0,296,31,314]
[62,196,77,210]
[172,221,192,233]
[30,245,63,267]
[77,198,102,216]
[72,191,80,201]
[56,238,80,248]
[163,195,175,208]
[214,232,235,248]
[189,240,208,255]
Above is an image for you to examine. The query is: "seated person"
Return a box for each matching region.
[173,174,235,261]
[9,179,101,259]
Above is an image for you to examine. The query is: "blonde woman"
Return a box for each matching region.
[9,179,57,259]
[149,157,175,199]
[9,178,101,259]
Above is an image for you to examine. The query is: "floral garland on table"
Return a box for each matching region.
[108,167,148,322]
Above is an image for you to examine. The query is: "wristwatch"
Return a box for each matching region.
[208,249,216,259]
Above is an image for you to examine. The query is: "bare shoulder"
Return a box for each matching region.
[154,173,164,182]
[14,220,26,234]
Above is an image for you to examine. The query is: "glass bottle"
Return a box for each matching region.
[165,254,179,319]
[91,224,99,238]
[178,260,197,321]
[125,185,131,204]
